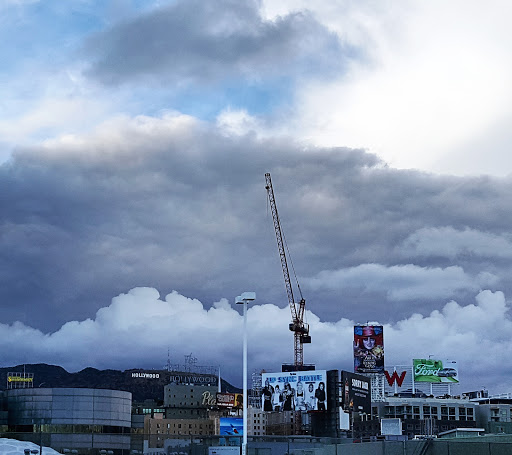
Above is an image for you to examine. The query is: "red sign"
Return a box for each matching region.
[384,370,406,387]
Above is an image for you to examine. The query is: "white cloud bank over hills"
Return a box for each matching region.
[3,287,509,394]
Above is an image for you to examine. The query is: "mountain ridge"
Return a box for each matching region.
[0,364,241,402]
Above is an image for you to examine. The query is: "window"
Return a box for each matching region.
[386,406,396,417]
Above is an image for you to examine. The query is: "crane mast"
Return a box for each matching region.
[265,172,311,368]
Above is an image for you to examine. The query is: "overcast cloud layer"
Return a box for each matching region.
[1,0,512,393]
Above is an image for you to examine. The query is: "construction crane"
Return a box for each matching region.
[265,172,311,368]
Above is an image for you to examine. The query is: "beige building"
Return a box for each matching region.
[248,407,267,436]
[144,413,214,448]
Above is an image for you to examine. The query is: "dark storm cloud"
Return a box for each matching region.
[2,115,512,332]
[84,0,349,85]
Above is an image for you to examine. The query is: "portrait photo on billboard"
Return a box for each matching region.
[261,370,327,412]
[354,325,384,373]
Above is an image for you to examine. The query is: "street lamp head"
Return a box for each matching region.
[235,292,256,304]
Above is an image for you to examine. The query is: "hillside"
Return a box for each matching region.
[0,364,241,402]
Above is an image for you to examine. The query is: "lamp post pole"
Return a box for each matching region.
[236,292,256,455]
[242,299,248,455]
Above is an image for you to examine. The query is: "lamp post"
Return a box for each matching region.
[235,292,255,455]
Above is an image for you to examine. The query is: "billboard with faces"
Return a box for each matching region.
[261,370,327,412]
[354,325,384,373]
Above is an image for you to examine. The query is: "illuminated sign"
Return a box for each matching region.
[7,376,33,383]
[7,371,34,389]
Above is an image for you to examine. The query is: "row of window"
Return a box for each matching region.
[384,405,475,421]
[155,423,212,430]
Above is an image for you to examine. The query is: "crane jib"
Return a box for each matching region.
[265,173,311,367]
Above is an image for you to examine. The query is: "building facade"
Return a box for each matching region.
[3,387,132,453]
[353,396,478,439]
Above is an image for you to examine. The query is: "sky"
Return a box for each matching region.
[1,0,512,394]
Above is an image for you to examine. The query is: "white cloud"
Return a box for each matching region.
[303,263,497,301]
[1,286,510,393]
[263,0,512,176]
[216,108,261,137]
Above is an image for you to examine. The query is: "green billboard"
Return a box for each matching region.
[413,359,459,383]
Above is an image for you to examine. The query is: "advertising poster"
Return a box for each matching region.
[354,325,384,373]
[341,371,371,414]
[216,392,243,408]
[219,417,243,435]
[261,370,327,412]
[216,392,235,408]
[413,359,459,383]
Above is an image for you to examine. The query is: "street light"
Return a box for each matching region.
[235,292,255,455]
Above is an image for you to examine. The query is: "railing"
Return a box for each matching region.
[2,432,512,455]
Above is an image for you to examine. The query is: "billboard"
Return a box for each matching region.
[341,371,371,414]
[354,325,384,373]
[7,372,33,389]
[413,359,459,383]
[261,370,327,412]
[219,417,243,435]
[216,392,243,408]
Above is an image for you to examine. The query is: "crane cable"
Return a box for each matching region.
[266,183,305,305]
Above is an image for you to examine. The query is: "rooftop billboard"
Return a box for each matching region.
[261,370,327,412]
[216,392,243,408]
[413,359,459,383]
[341,371,371,414]
[354,325,384,373]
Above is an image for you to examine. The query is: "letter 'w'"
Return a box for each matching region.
[385,371,406,387]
